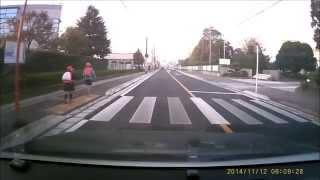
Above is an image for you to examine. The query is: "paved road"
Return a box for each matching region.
[8,69,320,162]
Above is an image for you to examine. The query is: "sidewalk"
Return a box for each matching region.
[0,72,144,138]
[180,70,319,118]
[231,78,300,93]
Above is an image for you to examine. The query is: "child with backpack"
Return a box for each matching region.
[62,65,75,104]
[83,62,96,95]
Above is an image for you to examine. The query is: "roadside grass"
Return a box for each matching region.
[0,69,141,106]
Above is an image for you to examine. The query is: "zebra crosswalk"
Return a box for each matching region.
[212,98,262,125]
[87,96,314,128]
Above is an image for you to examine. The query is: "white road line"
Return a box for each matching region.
[120,78,147,96]
[251,100,309,123]
[168,97,192,125]
[65,120,88,133]
[90,96,133,121]
[212,98,262,125]
[233,99,288,124]
[190,97,230,125]
[129,97,156,124]
[190,91,239,95]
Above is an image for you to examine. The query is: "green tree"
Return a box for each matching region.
[59,27,90,55]
[275,41,317,73]
[188,27,233,65]
[133,49,145,69]
[7,11,54,50]
[77,5,111,58]
[311,0,320,49]
[231,38,269,73]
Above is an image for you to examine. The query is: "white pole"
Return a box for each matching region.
[223,40,226,59]
[209,36,212,71]
[255,45,259,93]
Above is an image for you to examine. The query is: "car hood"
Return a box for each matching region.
[3,129,320,164]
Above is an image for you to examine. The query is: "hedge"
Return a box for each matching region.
[0,49,109,74]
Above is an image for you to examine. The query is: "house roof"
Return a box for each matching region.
[105,53,134,60]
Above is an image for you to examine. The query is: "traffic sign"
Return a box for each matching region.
[4,41,25,64]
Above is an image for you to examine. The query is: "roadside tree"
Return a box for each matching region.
[311,0,320,49]
[77,5,111,58]
[7,11,54,50]
[275,41,317,73]
[133,49,145,69]
[59,27,90,56]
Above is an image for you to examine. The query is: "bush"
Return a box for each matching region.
[1,50,110,74]
[281,71,305,80]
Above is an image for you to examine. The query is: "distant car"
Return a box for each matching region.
[252,74,272,80]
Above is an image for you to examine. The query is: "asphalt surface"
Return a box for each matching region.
[5,69,320,162]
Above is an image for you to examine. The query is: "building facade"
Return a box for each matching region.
[0,4,62,38]
[105,53,135,70]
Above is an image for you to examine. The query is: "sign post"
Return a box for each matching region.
[4,41,25,64]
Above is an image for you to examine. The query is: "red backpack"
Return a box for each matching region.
[84,67,93,77]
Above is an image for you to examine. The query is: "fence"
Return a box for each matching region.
[177,65,254,77]
[178,65,219,72]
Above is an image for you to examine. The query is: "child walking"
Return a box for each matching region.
[62,65,75,104]
[83,62,96,95]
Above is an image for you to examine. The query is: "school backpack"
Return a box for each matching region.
[62,72,72,81]
[84,67,93,77]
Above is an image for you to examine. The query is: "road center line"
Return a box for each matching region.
[167,70,194,97]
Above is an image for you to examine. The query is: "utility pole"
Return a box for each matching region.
[208,27,213,71]
[145,37,149,71]
[145,37,149,59]
[15,0,28,112]
[255,45,259,94]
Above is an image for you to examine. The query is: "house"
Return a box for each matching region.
[105,53,135,70]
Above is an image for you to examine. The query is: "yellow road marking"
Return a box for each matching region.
[220,124,233,133]
[167,70,234,134]
[167,70,194,97]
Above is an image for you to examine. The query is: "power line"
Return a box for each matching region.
[119,0,128,11]
[236,0,283,27]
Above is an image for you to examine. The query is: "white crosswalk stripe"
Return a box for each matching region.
[191,97,230,125]
[88,95,315,127]
[129,97,156,124]
[251,100,309,123]
[212,98,262,125]
[233,99,288,124]
[65,120,88,133]
[90,96,133,121]
[168,97,192,125]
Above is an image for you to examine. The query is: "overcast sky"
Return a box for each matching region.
[2,0,317,64]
